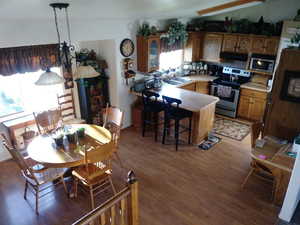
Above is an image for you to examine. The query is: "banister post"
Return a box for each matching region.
[127,171,139,225]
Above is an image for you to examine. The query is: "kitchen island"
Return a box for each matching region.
[132,82,219,144]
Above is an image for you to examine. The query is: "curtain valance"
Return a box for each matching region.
[0,44,60,76]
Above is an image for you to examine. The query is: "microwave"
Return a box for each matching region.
[249,54,276,73]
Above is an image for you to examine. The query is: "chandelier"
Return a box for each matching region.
[35,3,74,86]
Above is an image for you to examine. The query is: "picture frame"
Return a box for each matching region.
[280,70,300,103]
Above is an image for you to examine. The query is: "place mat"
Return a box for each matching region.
[212,118,250,141]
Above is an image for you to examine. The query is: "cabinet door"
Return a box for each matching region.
[249,97,266,121]
[147,37,160,72]
[184,33,201,62]
[238,95,251,119]
[222,34,238,52]
[251,37,265,54]
[264,37,279,55]
[196,81,209,94]
[202,33,223,62]
[236,36,252,53]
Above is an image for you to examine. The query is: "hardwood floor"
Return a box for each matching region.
[0,127,280,225]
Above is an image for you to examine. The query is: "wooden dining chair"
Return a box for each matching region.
[241,122,275,197]
[72,141,117,209]
[103,105,124,167]
[0,133,68,214]
[57,90,86,125]
[33,108,62,135]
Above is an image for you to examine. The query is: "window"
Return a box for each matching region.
[159,50,183,71]
[0,67,64,118]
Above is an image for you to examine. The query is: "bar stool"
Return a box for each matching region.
[162,96,193,151]
[141,91,164,141]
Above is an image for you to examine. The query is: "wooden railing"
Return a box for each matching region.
[72,171,139,225]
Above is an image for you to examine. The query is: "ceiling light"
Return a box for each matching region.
[35,67,64,85]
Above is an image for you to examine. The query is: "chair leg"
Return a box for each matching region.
[89,186,95,209]
[175,120,179,151]
[162,117,168,145]
[35,186,39,215]
[154,112,159,142]
[61,176,68,196]
[24,181,28,200]
[188,117,192,144]
[241,168,254,189]
[109,176,117,195]
[142,111,147,137]
[74,178,78,198]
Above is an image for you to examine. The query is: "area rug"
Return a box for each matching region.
[212,118,250,141]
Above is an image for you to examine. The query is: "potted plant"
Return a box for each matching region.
[291,32,300,49]
[165,21,188,47]
[66,131,76,143]
[76,127,85,138]
[53,133,64,147]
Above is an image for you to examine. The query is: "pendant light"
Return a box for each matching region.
[35,3,74,86]
[74,65,100,79]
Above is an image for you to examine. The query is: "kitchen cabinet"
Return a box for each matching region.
[137,35,160,72]
[180,83,196,91]
[222,34,238,52]
[201,33,223,62]
[237,88,267,121]
[251,36,279,55]
[222,34,251,53]
[183,32,201,62]
[195,81,209,94]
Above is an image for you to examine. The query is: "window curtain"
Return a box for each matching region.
[0,44,60,76]
[160,37,184,53]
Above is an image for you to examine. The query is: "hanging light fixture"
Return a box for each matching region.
[35,3,74,86]
[74,65,100,79]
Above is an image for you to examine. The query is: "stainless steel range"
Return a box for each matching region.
[210,67,251,118]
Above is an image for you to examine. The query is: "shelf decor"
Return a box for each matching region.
[161,21,188,52]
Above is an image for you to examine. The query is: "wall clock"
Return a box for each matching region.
[120,39,134,57]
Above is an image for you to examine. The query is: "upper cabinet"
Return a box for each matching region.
[222,34,238,52]
[251,36,279,55]
[137,35,160,72]
[222,34,252,53]
[201,33,223,62]
[236,35,252,53]
[183,32,201,62]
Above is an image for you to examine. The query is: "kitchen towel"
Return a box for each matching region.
[217,85,232,98]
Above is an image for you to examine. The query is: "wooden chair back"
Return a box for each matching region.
[0,133,38,183]
[251,122,264,148]
[33,108,61,134]
[103,106,124,145]
[57,90,76,122]
[83,141,114,178]
[72,171,139,225]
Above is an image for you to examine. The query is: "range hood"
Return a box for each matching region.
[220,52,248,61]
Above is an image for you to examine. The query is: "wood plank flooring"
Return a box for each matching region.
[0,127,281,225]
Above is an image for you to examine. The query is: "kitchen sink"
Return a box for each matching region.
[163,77,191,85]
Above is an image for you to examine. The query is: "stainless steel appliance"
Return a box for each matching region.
[249,54,276,73]
[211,67,251,118]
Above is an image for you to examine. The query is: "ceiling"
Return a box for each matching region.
[0,0,263,20]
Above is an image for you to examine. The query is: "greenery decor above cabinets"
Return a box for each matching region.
[137,35,160,72]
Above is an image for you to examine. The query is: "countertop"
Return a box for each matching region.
[132,83,219,112]
[181,74,270,92]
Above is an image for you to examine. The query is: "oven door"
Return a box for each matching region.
[211,84,240,117]
[250,58,274,73]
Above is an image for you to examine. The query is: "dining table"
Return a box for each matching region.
[27,124,112,168]
[251,137,295,205]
